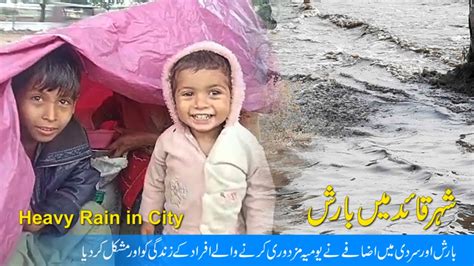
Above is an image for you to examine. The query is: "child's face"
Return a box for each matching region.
[174,68,231,137]
[16,83,76,143]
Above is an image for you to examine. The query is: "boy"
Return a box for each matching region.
[8,44,110,265]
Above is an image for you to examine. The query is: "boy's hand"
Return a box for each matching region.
[140,222,155,235]
[23,223,45,233]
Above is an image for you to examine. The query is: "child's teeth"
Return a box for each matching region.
[195,114,210,120]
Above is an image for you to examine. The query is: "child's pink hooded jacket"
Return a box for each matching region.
[139,41,275,234]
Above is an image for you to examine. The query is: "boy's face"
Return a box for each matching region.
[174,68,231,137]
[16,83,76,143]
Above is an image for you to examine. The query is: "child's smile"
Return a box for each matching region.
[35,126,59,137]
[191,114,213,120]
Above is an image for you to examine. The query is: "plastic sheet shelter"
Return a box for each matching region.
[0,0,277,262]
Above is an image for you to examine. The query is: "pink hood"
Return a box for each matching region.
[162,41,246,129]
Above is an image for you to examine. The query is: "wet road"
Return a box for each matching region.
[264,0,474,234]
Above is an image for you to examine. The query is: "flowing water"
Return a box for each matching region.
[264,0,474,234]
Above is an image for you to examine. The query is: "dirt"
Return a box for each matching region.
[0,31,27,45]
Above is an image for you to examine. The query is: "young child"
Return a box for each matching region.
[139,41,275,234]
[8,45,110,265]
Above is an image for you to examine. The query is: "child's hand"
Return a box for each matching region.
[108,128,158,157]
[140,222,155,235]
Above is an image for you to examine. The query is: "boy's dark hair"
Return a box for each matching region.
[169,50,232,94]
[11,44,82,99]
